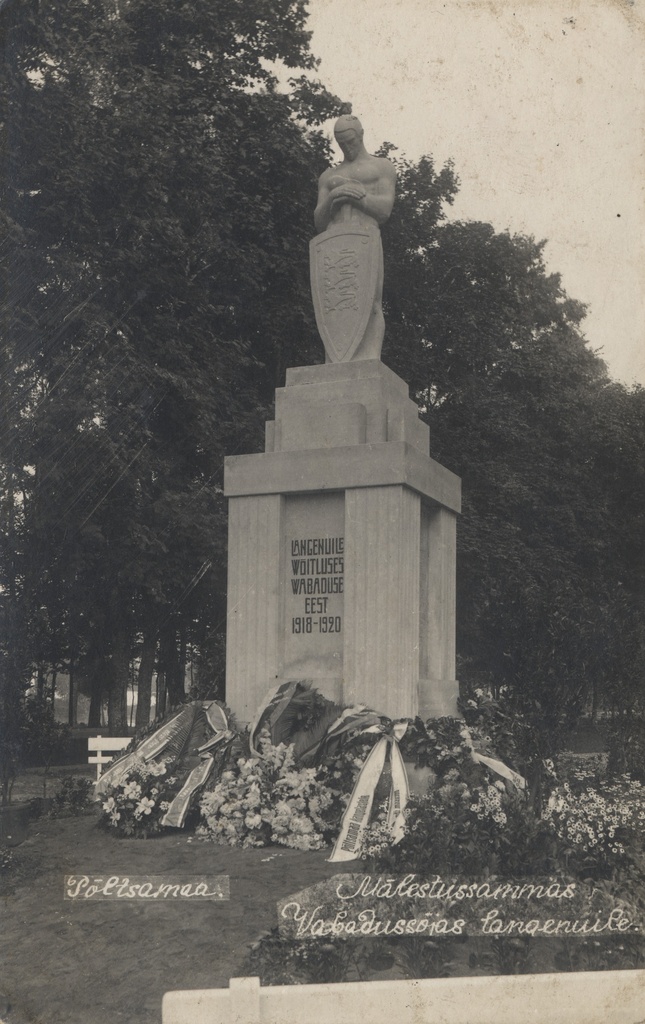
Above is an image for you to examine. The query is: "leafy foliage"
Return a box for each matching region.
[244,929,396,985]
[19,695,70,768]
[382,155,645,736]
[0,0,342,730]
[50,775,95,816]
[364,770,554,879]
[0,693,69,804]
[543,766,645,879]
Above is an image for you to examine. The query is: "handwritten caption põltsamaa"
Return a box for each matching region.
[65,874,229,901]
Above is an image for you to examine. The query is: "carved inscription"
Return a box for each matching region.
[290,536,344,635]
[324,248,359,312]
[283,495,345,676]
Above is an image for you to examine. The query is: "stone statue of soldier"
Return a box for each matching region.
[310,115,396,362]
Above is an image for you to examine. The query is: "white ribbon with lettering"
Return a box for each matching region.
[329,722,409,863]
[386,722,410,842]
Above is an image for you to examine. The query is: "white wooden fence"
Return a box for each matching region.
[162,969,645,1024]
[87,735,130,781]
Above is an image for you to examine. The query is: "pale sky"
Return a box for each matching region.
[302,0,645,387]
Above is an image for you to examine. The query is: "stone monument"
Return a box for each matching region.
[224,116,461,724]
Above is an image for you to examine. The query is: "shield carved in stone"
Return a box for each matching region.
[309,222,380,362]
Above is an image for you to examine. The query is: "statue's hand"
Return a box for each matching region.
[329,181,367,206]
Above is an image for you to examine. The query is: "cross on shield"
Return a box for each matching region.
[310,221,381,362]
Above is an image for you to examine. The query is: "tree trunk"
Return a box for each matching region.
[156,671,167,719]
[135,628,157,730]
[88,681,103,728]
[161,622,185,708]
[107,679,127,734]
[107,628,131,734]
[178,626,187,698]
[590,676,599,724]
[67,654,77,727]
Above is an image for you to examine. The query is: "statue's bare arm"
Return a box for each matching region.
[357,161,396,227]
[314,174,365,232]
[314,160,396,233]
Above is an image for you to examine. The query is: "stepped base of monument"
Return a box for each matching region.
[266,360,431,455]
[224,361,461,726]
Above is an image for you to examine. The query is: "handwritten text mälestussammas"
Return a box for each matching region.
[277,874,641,939]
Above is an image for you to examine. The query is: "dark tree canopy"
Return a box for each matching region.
[383,156,644,743]
[0,0,341,732]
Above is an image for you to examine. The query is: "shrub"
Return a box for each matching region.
[1,693,71,804]
[20,696,70,769]
[0,846,15,874]
[51,776,95,816]
[363,712,555,876]
[363,772,558,878]
[554,752,609,786]
[543,773,645,878]
[607,714,645,781]
[243,929,396,986]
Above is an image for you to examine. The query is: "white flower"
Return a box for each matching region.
[135,797,155,817]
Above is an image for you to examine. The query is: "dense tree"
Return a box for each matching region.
[383,159,645,744]
[0,0,340,731]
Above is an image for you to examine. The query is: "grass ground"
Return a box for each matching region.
[0,768,339,1024]
[2,765,644,1024]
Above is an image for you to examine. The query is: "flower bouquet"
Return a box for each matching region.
[99,757,179,838]
[198,730,338,851]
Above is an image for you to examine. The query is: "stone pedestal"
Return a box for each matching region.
[224,360,461,724]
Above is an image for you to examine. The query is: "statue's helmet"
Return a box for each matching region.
[334,114,363,139]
